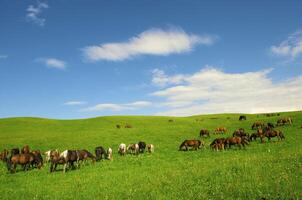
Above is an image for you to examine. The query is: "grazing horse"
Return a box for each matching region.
[50,154,66,173]
[45,149,60,163]
[214,127,227,134]
[31,150,43,169]
[95,146,107,161]
[210,138,226,151]
[8,153,35,173]
[261,130,285,142]
[138,141,146,153]
[276,117,293,126]
[107,148,113,160]
[251,121,265,130]
[116,124,121,129]
[118,143,127,156]
[249,133,259,141]
[125,124,133,128]
[168,119,174,122]
[78,149,95,166]
[21,145,30,154]
[200,129,210,137]
[147,144,154,153]
[224,137,249,149]
[239,115,247,121]
[179,140,203,151]
[60,150,80,172]
[127,144,139,155]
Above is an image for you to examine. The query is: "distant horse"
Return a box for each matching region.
[127,144,139,155]
[200,129,210,137]
[214,127,227,134]
[179,140,203,151]
[239,115,247,121]
[95,146,107,161]
[118,143,127,156]
[107,148,113,160]
[276,117,292,126]
[147,144,154,153]
[138,141,146,153]
[125,124,133,128]
[251,121,265,130]
[116,124,121,129]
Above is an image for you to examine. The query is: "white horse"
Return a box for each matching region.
[147,144,154,153]
[118,143,126,156]
[107,147,113,160]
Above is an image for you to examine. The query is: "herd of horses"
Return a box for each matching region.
[0,141,154,173]
[180,116,292,151]
[0,115,295,174]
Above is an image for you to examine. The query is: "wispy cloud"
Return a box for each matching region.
[151,67,302,116]
[270,30,302,61]
[64,101,86,106]
[83,27,217,61]
[26,1,48,26]
[82,101,152,112]
[0,55,8,59]
[37,58,67,70]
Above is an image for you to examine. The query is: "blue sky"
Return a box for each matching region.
[0,0,302,119]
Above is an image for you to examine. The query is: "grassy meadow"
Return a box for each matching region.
[0,112,301,199]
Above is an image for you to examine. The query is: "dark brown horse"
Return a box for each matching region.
[77,149,95,165]
[50,154,66,173]
[200,129,210,137]
[31,150,43,169]
[95,146,107,161]
[179,140,203,151]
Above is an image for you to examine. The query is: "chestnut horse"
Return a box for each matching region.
[179,140,203,151]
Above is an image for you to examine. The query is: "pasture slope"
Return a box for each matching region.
[0,112,301,200]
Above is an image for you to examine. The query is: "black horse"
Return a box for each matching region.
[138,141,146,153]
[95,146,106,161]
[239,115,247,121]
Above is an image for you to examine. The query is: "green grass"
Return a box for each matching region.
[0,112,301,199]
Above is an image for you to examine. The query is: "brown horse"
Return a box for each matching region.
[210,138,226,151]
[261,130,285,142]
[276,117,292,126]
[77,149,95,166]
[214,127,227,134]
[224,137,249,149]
[251,121,265,130]
[179,140,203,151]
[200,129,210,137]
[31,150,43,169]
[8,153,35,173]
[50,154,66,173]
[0,149,9,161]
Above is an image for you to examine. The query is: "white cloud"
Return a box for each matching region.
[26,2,48,26]
[152,68,187,87]
[64,101,86,106]
[0,55,8,59]
[83,28,217,61]
[37,58,67,70]
[151,67,302,116]
[82,101,152,112]
[270,30,302,60]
